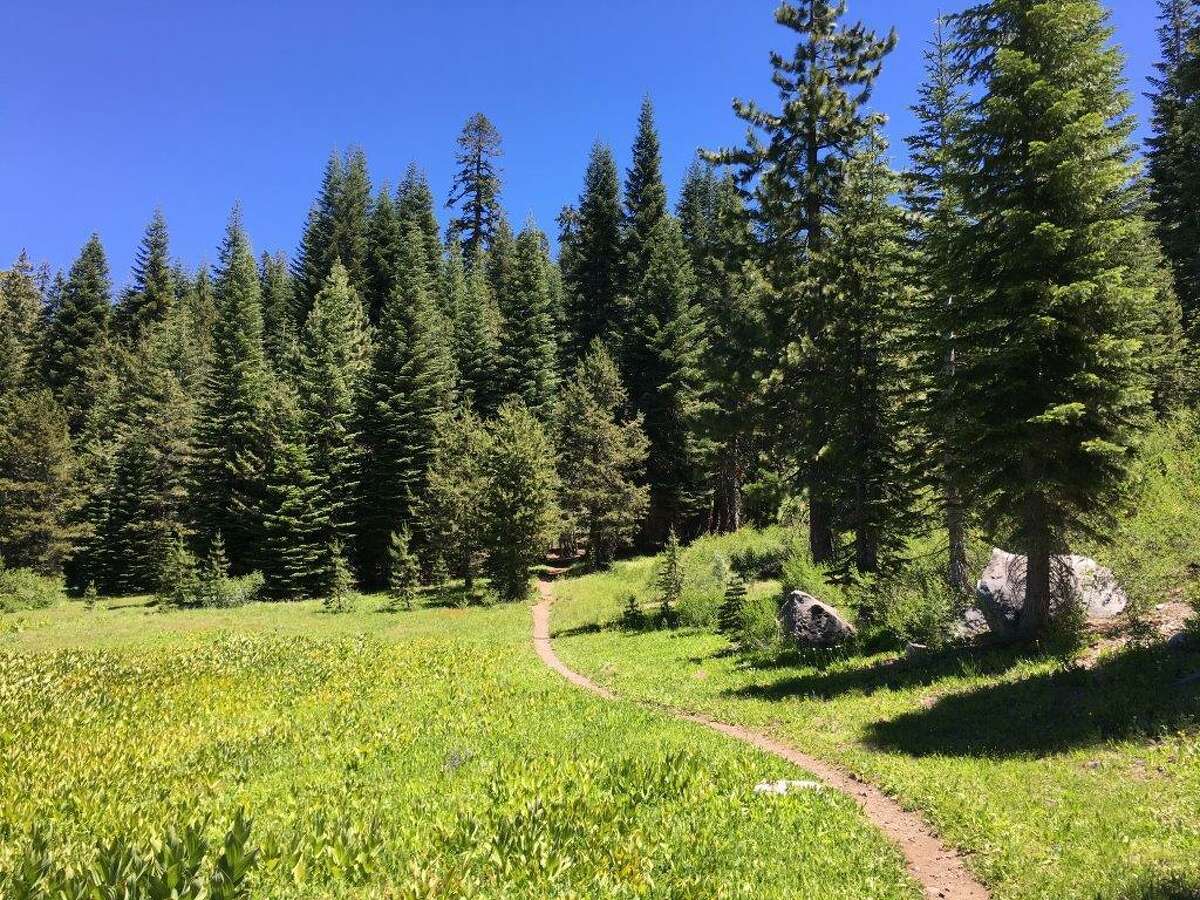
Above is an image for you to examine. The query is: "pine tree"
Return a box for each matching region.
[260,251,297,372]
[905,15,974,591]
[1147,0,1200,326]
[261,381,324,599]
[323,539,354,612]
[387,527,420,610]
[297,260,370,556]
[822,132,921,575]
[561,142,624,359]
[116,210,175,342]
[557,342,650,568]
[707,0,895,565]
[101,326,195,593]
[677,163,766,534]
[952,0,1160,638]
[421,409,491,592]
[447,113,503,260]
[197,531,233,607]
[655,528,684,625]
[447,242,503,415]
[191,208,273,573]
[158,532,200,608]
[0,391,82,573]
[360,225,454,586]
[398,164,444,298]
[293,148,372,323]
[622,98,669,302]
[43,234,113,434]
[626,216,712,544]
[481,401,560,601]
[365,185,402,325]
[0,251,45,397]
[719,572,748,636]
[498,223,559,416]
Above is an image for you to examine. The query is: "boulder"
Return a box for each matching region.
[964,549,1128,641]
[779,591,856,647]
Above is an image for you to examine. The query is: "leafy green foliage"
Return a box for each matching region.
[387,528,420,611]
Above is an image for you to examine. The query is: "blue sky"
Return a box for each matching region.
[1,0,1159,289]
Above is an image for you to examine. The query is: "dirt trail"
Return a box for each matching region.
[532,575,990,900]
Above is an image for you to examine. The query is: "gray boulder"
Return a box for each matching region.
[779,591,856,647]
[965,549,1128,640]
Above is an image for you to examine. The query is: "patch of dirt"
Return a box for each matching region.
[532,576,991,900]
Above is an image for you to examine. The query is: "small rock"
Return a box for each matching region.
[1167,631,1197,653]
[779,591,856,648]
[1085,760,1101,771]
[905,642,928,659]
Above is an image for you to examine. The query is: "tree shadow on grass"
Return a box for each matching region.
[1118,873,1200,899]
[727,643,1034,702]
[865,643,1200,758]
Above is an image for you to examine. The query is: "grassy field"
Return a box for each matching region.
[550,545,1200,900]
[0,591,919,898]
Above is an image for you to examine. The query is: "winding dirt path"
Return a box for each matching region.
[532,575,990,900]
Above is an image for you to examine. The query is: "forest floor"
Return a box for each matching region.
[548,551,1200,900]
[0,588,919,898]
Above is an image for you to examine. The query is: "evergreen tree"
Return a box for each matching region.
[822,133,921,575]
[398,164,444,298]
[1147,0,1200,326]
[365,184,402,326]
[557,342,650,567]
[448,242,503,415]
[261,382,324,599]
[297,260,370,557]
[655,528,684,625]
[447,113,504,260]
[0,251,45,397]
[387,527,420,610]
[952,0,1160,638]
[481,401,560,601]
[116,210,175,342]
[719,572,748,636]
[498,223,559,416]
[100,327,196,593]
[561,142,624,359]
[323,539,354,612]
[158,533,200,607]
[191,208,273,573]
[677,163,766,534]
[707,0,895,564]
[905,15,974,591]
[43,234,113,434]
[293,148,372,323]
[260,251,297,372]
[360,226,454,586]
[626,216,712,544]
[0,391,82,573]
[622,97,669,302]
[421,409,491,592]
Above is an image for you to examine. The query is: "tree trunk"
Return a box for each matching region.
[945,479,969,593]
[809,488,834,564]
[712,438,743,534]
[1018,495,1052,639]
[854,473,877,574]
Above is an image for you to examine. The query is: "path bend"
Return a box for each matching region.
[532,576,990,900]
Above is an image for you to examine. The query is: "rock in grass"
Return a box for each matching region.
[962,549,1128,641]
[779,591,856,648]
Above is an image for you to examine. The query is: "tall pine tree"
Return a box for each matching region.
[116,210,175,342]
[953,0,1160,637]
[191,207,273,573]
[707,0,895,564]
[447,113,503,260]
[498,222,559,416]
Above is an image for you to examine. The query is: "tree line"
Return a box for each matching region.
[2,0,1197,636]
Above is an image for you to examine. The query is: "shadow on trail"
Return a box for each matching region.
[865,643,1200,758]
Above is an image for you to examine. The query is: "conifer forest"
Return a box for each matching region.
[3,1,1200,897]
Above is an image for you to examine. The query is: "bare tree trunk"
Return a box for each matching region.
[1018,495,1052,640]
[946,479,969,593]
[712,439,744,534]
[809,489,834,564]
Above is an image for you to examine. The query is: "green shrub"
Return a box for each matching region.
[621,593,646,630]
[780,544,845,606]
[738,587,784,654]
[718,574,748,636]
[852,558,966,650]
[0,563,63,612]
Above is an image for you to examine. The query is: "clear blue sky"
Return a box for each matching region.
[1,0,1159,289]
